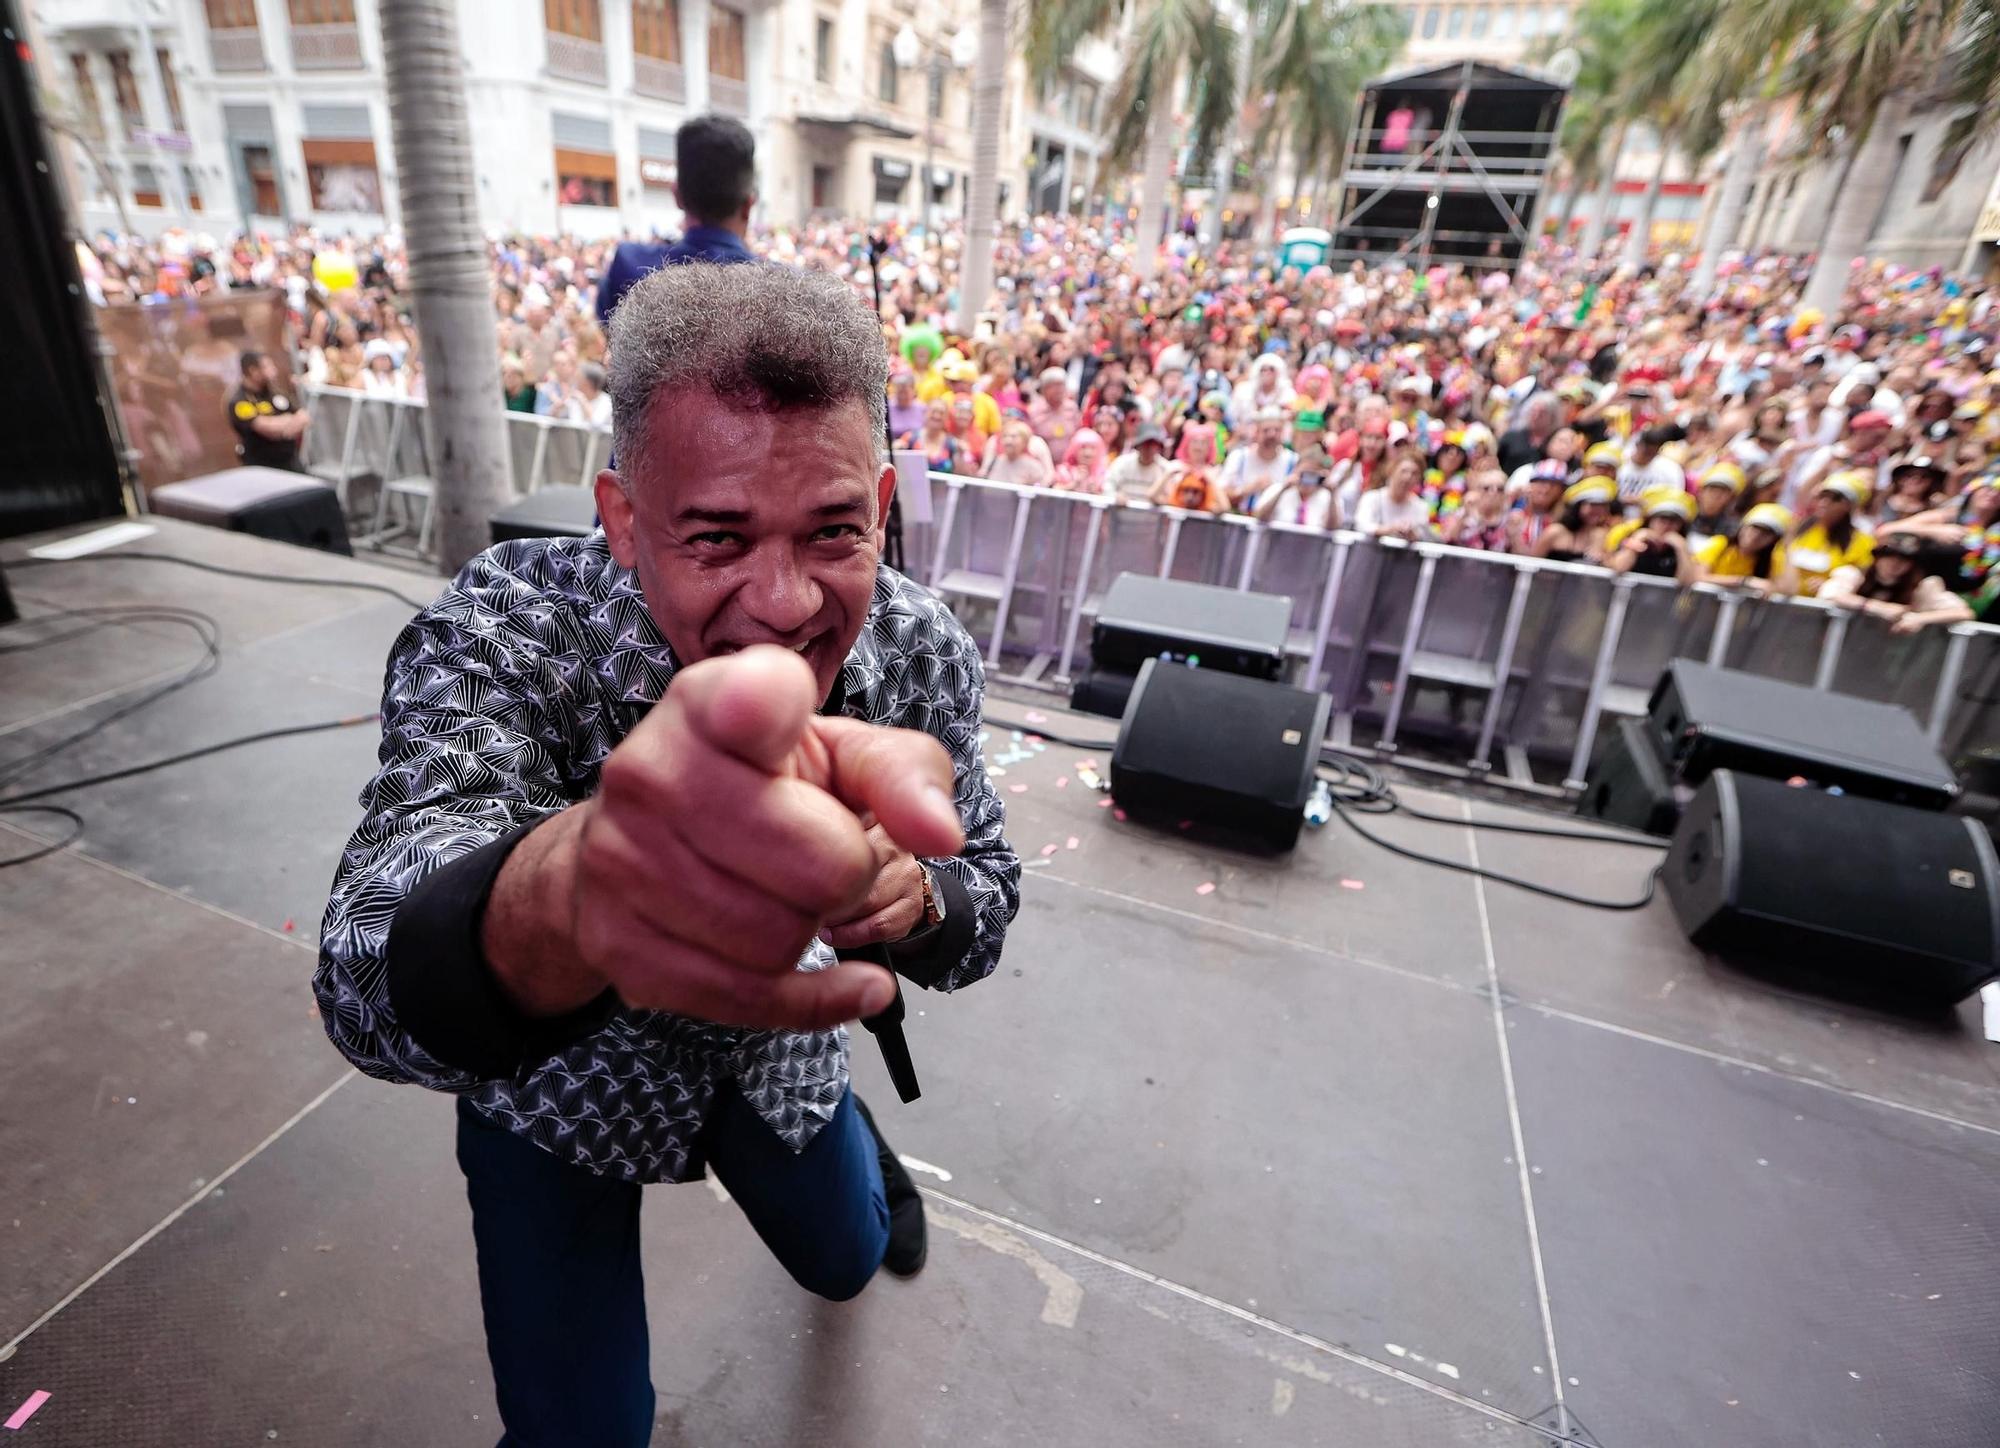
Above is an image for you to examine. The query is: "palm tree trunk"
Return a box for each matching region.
[1255,123,1288,243]
[1136,96,1177,280]
[957,0,1008,332]
[1620,133,1670,270]
[1691,106,1765,293]
[1203,13,1253,246]
[1801,90,1913,316]
[380,0,510,572]
[1578,121,1628,260]
[1556,174,1583,242]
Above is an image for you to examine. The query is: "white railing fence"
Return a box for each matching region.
[302,385,2000,792]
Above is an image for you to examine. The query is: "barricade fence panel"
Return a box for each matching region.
[295,396,2000,788]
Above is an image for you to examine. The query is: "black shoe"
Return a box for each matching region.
[854,1094,927,1277]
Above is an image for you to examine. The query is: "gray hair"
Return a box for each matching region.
[606,261,887,482]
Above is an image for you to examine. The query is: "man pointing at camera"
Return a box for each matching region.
[316,262,1019,1448]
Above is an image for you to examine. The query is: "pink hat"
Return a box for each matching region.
[1849,410,1893,431]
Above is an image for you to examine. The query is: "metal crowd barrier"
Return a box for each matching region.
[909,472,2000,792]
[301,389,2000,793]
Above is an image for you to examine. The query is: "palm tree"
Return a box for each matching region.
[958,0,1009,333]
[1025,0,1240,279]
[1247,0,1404,242]
[1544,0,1637,260]
[1777,0,2000,315]
[378,0,510,572]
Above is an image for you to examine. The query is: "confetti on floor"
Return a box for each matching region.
[5,1392,51,1430]
[1195,882,1216,896]
[1055,777,1068,789]
[1113,808,1128,821]
[1024,710,1049,724]
[1026,734,1044,745]
[1096,796,1111,807]
[281,918,295,932]
[1009,783,1028,794]
[986,767,1006,778]
[1339,879,1366,891]
[1040,844,1059,858]
[1065,836,1079,850]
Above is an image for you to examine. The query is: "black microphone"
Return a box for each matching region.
[842,943,921,1103]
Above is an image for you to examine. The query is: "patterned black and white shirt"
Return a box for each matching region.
[314,533,1019,1184]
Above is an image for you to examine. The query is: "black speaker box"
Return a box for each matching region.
[490,484,599,545]
[1646,660,1957,810]
[1111,659,1330,852]
[1578,717,1681,836]
[1664,770,2000,1008]
[1091,574,1291,680]
[1068,667,1137,720]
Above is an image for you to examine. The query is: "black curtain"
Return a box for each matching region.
[0,0,124,539]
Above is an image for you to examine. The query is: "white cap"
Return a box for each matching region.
[1039,366,1069,385]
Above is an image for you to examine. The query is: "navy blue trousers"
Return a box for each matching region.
[456,1085,889,1448]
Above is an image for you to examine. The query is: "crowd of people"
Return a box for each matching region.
[82,178,2000,631]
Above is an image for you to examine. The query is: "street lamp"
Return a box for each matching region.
[892,23,969,237]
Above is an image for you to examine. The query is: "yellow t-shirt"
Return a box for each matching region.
[1605,518,1644,553]
[1695,533,1787,579]
[913,366,950,403]
[1783,523,1874,594]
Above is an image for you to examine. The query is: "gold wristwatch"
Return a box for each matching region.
[915,864,946,931]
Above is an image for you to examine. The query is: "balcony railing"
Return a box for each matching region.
[710,75,747,115]
[207,25,264,72]
[547,31,607,85]
[291,22,363,69]
[633,54,685,101]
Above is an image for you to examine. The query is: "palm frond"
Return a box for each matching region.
[1020,0,1124,93]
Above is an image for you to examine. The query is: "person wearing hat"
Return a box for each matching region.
[1783,470,1876,596]
[1878,454,1948,525]
[1508,458,1572,553]
[1177,391,1230,470]
[1105,422,1180,503]
[360,336,409,399]
[1607,486,1698,583]
[1792,408,1894,507]
[1291,408,1326,459]
[1218,406,1297,512]
[1232,354,1294,419]
[1427,432,1471,517]
[1688,461,1747,548]
[1253,444,1340,530]
[1819,531,1972,633]
[1538,477,1618,563]
[1877,472,2000,600]
[1696,503,1793,588]
[1027,365,1081,453]
[943,356,1002,440]
[1616,423,1686,505]
[1580,440,1622,481]
[227,349,310,472]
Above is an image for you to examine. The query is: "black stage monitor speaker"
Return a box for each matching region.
[1111,658,1331,852]
[1578,717,1680,836]
[1647,660,1957,810]
[1665,770,2000,1008]
[490,484,599,545]
[1092,574,1292,681]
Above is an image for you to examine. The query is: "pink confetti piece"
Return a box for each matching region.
[1096,796,1112,807]
[1040,843,1059,857]
[1024,710,1049,724]
[1009,783,1029,794]
[281,917,295,933]
[1055,776,1069,789]
[1025,734,1045,745]
[1339,878,1366,891]
[1195,881,1216,896]
[1065,836,1080,850]
[1113,808,1128,822]
[6,1392,50,1430]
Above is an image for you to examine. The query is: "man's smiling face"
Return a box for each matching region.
[597,387,895,703]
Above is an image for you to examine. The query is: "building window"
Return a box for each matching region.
[814,15,833,84]
[633,0,681,62]
[1493,4,1514,37]
[1521,4,1541,36]
[182,164,203,211]
[156,49,186,132]
[709,6,746,80]
[107,49,145,130]
[68,53,103,137]
[1073,79,1100,131]
[878,40,898,104]
[812,163,835,210]
[554,145,616,206]
[242,143,281,214]
[132,163,164,207]
[1420,6,1441,38]
[873,156,909,207]
[288,0,356,21]
[204,0,259,26]
[1445,6,1465,38]
[1470,5,1490,38]
[544,0,603,43]
[304,138,382,212]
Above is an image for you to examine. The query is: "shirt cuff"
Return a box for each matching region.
[384,818,617,1081]
[886,866,977,990]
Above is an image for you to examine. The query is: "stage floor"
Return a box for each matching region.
[4,519,2000,1447]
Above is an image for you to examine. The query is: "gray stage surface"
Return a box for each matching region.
[4,519,1999,1447]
